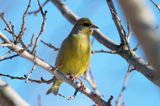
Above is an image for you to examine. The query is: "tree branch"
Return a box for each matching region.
[116,65,135,106]
[32,0,47,54]
[0,79,29,106]
[0,31,111,106]
[150,0,160,11]
[119,0,160,72]
[17,0,32,41]
[106,0,127,45]
[0,73,54,84]
[28,0,49,15]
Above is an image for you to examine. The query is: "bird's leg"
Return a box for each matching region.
[66,73,76,84]
[66,74,86,91]
[76,77,86,91]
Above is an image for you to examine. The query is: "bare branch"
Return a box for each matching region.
[84,68,101,96]
[0,79,29,106]
[0,54,19,62]
[0,12,12,32]
[126,22,132,42]
[133,43,140,51]
[57,90,78,100]
[106,0,133,56]
[119,0,160,71]
[41,40,59,51]
[150,0,160,11]
[32,0,47,54]
[28,0,49,15]
[92,50,117,54]
[25,64,37,83]
[28,34,35,47]
[0,12,16,40]
[17,0,32,41]
[106,0,127,45]
[107,96,113,106]
[116,65,135,106]
[0,43,12,47]
[0,73,54,84]
[0,73,53,84]
[38,95,42,106]
[0,50,12,60]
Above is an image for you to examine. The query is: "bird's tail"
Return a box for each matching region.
[46,77,62,95]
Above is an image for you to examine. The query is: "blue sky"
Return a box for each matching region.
[0,0,160,106]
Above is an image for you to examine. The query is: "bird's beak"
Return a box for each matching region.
[89,24,98,30]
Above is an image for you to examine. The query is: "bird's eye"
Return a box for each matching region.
[83,23,90,27]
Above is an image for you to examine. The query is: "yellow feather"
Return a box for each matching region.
[46,18,97,95]
[56,32,91,77]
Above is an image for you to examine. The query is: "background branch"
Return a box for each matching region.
[150,0,160,11]
[119,0,160,72]
[0,79,29,106]
[116,65,135,106]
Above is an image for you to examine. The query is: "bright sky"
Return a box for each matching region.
[0,0,160,106]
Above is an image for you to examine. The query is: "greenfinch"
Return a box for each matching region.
[46,18,98,95]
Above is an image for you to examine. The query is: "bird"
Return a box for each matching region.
[46,18,98,95]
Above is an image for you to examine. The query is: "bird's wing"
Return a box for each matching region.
[55,38,69,67]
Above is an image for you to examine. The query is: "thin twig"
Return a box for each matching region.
[28,0,49,15]
[0,54,19,62]
[92,50,117,54]
[91,37,95,45]
[106,0,133,57]
[88,67,96,88]
[0,13,12,32]
[0,12,16,40]
[150,0,160,11]
[84,68,101,96]
[126,22,132,42]
[38,95,42,106]
[25,64,37,83]
[17,0,32,41]
[107,96,113,106]
[0,50,12,60]
[57,90,78,100]
[32,0,47,53]
[0,43,12,47]
[28,34,35,47]
[0,73,54,84]
[84,69,96,89]
[116,65,135,106]
[41,40,59,51]
[133,43,140,51]
[106,0,127,45]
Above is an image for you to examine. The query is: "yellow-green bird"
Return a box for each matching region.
[46,18,98,95]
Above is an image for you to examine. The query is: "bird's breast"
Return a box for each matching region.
[56,34,91,77]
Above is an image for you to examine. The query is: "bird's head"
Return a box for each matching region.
[72,18,98,35]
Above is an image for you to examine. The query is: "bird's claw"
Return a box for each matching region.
[76,77,86,91]
[78,81,86,91]
[66,74,76,84]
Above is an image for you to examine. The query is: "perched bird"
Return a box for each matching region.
[46,18,98,95]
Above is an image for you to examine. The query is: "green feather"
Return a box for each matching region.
[46,18,96,95]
